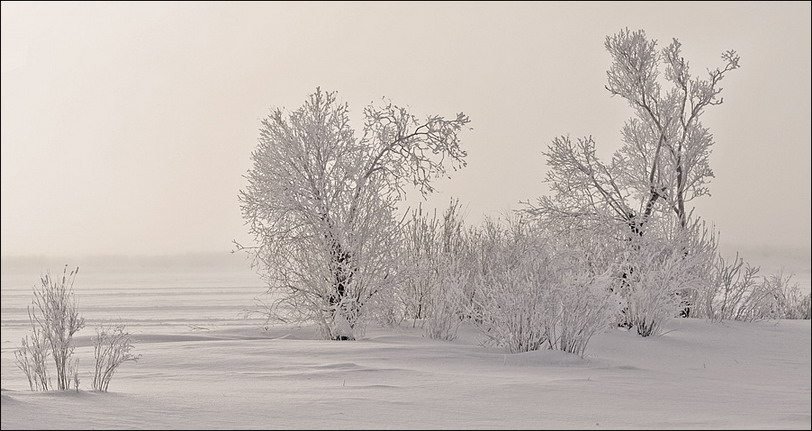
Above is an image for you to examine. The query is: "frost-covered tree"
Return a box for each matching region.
[524,29,739,329]
[527,28,739,239]
[239,88,469,340]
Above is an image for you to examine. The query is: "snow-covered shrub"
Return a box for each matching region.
[92,323,140,392]
[616,219,713,337]
[788,287,811,320]
[738,273,787,321]
[14,319,51,391]
[618,248,688,336]
[695,249,811,322]
[543,271,621,356]
[767,272,810,320]
[736,271,806,321]
[764,269,810,319]
[469,216,548,352]
[792,293,811,320]
[694,252,761,322]
[400,199,470,341]
[470,217,621,356]
[670,219,719,319]
[543,233,624,356]
[423,253,469,341]
[401,204,442,323]
[14,266,85,391]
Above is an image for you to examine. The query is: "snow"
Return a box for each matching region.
[1,266,809,429]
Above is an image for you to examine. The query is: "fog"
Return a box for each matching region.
[2,2,809,259]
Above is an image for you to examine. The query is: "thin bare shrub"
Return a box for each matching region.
[696,251,810,322]
[695,252,761,322]
[738,271,807,322]
[92,323,140,392]
[792,292,811,320]
[14,321,51,391]
[15,266,85,391]
[782,275,810,320]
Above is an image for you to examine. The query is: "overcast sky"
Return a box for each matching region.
[1,1,809,258]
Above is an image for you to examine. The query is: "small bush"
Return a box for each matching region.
[699,256,810,322]
[399,199,470,341]
[614,218,716,337]
[740,271,807,321]
[423,255,468,341]
[619,241,707,337]
[772,272,810,320]
[544,266,623,357]
[694,252,760,322]
[795,294,811,320]
[15,266,85,391]
[92,323,140,392]
[469,217,549,353]
[14,321,51,391]
[470,217,620,356]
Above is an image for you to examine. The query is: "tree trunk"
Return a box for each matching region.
[328,239,356,340]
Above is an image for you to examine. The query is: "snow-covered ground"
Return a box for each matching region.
[1,263,809,429]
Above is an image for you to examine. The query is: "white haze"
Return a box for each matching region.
[1,2,809,259]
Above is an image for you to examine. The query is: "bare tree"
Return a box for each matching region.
[239,88,470,340]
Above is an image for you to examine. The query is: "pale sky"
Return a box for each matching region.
[1,1,810,257]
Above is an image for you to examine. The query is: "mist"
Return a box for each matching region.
[2,2,809,259]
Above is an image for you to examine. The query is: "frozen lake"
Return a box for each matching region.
[1,261,266,365]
